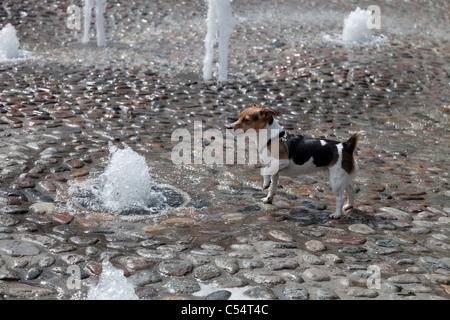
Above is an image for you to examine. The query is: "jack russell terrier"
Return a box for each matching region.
[227,104,364,219]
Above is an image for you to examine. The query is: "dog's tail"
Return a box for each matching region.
[344,131,366,153]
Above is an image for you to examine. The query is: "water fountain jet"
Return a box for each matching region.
[0,23,31,60]
[203,0,237,82]
[0,24,19,60]
[67,143,187,217]
[341,7,373,43]
[82,0,106,47]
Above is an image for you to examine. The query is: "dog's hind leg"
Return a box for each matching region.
[343,183,355,211]
[328,166,351,219]
[330,185,345,219]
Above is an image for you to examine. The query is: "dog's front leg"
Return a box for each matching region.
[262,173,279,204]
[262,175,271,190]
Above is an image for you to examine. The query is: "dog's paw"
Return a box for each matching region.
[329,212,341,219]
[262,197,273,204]
[343,204,353,211]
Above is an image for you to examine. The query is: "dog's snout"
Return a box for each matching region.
[226,121,237,130]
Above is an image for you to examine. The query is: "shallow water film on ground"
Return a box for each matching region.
[0,0,449,300]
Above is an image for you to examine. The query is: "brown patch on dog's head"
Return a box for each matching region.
[228,104,279,132]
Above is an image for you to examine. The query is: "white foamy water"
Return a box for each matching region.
[87,260,139,300]
[322,7,385,45]
[68,143,166,215]
[341,7,373,43]
[0,23,33,61]
[97,143,164,213]
[0,23,20,60]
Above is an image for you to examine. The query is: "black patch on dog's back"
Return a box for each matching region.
[286,135,339,167]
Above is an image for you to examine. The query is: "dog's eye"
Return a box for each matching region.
[242,118,249,123]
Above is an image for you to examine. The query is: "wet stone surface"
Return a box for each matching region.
[0,0,449,300]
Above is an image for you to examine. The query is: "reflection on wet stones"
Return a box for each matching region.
[163,278,200,295]
[283,285,309,300]
[193,264,221,281]
[204,290,232,300]
[419,257,450,271]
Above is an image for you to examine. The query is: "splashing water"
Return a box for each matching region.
[0,24,20,60]
[87,260,139,300]
[341,7,373,43]
[0,23,33,60]
[97,143,164,213]
[68,143,168,215]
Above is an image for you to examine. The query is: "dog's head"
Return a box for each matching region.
[227,104,279,132]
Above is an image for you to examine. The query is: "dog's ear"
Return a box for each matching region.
[260,107,279,119]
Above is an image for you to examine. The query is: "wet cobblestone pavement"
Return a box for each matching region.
[0,0,449,299]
